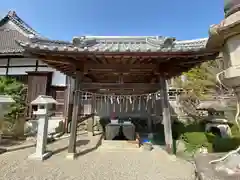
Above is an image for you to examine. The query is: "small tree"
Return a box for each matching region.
[0,76,27,129]
[173,60,229,119]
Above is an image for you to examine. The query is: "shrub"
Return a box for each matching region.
[182,132,208,146]
[231,123,240,137]
[0,77,26,132]
[213,136,240,152]
[172,121,185,139]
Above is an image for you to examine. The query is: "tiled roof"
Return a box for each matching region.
[0,29,29,54]
[0,11,42,55]
[18,36,209,53]
[0,11,41,37]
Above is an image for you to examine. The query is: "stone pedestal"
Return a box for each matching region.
[28,95,58,161]
[28,115,52,161]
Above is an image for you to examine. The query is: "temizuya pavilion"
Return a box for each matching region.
[17,34,219,157]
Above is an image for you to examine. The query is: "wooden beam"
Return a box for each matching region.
[95,89,157,95]
[84,63,157,72]
[82,83,159,89]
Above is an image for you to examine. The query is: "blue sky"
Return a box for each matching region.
[1,0,224,41]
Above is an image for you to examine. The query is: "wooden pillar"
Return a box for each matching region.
[87,94,95,136]
[66,71,82,160]
[159,76,173,154]
[65,76,75,133]
[147,103,153,133]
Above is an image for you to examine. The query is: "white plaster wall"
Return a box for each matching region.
[38,61,47,66]
[8,67,36,75]
[10,58,37,66]
[52,70,66,86]
[0,58,8,66]
[38,66,66,86]
[0,68,7,74]
[0,58,66,86]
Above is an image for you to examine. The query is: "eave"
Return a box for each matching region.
[16,36,219,94]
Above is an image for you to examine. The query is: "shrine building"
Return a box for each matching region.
[0,10,220,155]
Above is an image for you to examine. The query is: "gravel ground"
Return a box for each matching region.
[0,133,195,180]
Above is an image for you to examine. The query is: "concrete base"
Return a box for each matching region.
[28,151,52,161]
[66,153,77,160]
[88,132,94,136]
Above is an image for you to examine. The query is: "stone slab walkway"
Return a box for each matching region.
[0,132,195,180]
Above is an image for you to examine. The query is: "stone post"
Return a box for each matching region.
[28,95,58,161]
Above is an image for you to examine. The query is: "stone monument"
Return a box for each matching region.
[195,0,240,178]
[28,95,58,161]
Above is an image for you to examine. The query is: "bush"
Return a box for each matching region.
[213,136,240,152]
[172,121,185,139]
[0,77,26,134]
[172,121,240,153]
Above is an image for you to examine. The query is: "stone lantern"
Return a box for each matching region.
[28,95,58,161]
[0,95,15,143]
[195,0,240,177]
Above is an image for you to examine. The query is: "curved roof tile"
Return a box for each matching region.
[18,36,210,53]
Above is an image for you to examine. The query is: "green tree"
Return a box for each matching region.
[174,60,226,99]
[173,60,228,117]
[0,76,27,127]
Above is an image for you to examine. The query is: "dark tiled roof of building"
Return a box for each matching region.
[18,36,209,53]
[0,11,41,37]
[0,11,42,55]
[0,29,29,55]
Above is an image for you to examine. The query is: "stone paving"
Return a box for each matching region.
[0,132,195,180]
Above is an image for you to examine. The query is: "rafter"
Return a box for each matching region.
[83,63,157,72]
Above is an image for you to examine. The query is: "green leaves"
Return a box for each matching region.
[172,60,227,118]
[176,61,224,99]
[0,76,27,126]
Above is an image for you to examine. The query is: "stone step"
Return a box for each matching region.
[97,147,141,152]
[98,140,140,152]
